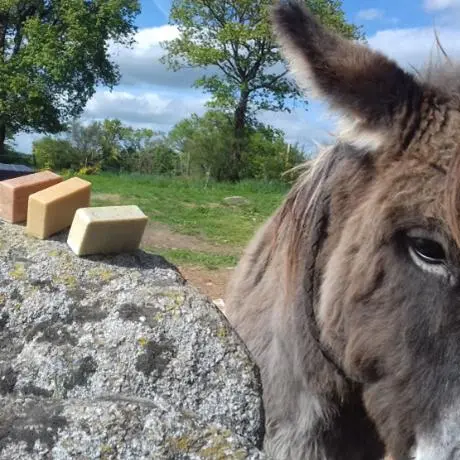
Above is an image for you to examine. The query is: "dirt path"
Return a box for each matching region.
[138,221,238,302]
[142,221,237,255]
[179,265,234,300]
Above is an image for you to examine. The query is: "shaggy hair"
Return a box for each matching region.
[225,1,460,459]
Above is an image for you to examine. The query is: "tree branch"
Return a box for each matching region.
[252,70,290,91]
[215,61,241,83]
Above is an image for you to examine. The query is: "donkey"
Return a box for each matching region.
[225,1,460,459]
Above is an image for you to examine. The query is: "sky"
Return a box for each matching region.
[13,0,460,154]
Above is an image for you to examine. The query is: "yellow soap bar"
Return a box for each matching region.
[26,177,92,239]
[67,205,148,256]
[0,170,62,223]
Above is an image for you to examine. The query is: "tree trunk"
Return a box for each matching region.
[230,88,250,182]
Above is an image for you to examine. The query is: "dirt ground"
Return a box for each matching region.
[142,222,233,255]
[179,265,234,300]
[140,221,237,302]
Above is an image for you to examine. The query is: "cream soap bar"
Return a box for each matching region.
[0,171,62,223]
[67,205,148,256]
[26,177,92,239]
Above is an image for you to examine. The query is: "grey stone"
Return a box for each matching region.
[0,221,265,459]
[222,196,250,206]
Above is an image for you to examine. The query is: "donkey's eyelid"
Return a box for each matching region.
[406,228,445,243]
[408,245,449,279]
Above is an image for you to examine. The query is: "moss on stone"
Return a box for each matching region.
[99,444,116,459]
[199,429,247,459]
[137,337,149,348]
[217,326,228,339]
[153,312,164,322]
[56,275,78,289]
[9,263,25,280]
[88,268,116,282]
[167,435,196,452]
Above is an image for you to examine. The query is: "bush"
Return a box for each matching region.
[77,163,101,175]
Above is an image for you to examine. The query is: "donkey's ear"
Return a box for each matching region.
[272,1,423,151]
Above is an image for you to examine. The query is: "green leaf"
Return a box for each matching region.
[0,0,140,142]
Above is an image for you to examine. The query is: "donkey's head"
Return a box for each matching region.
[272,1,460,459]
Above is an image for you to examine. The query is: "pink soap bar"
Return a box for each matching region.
[0,170,63,223]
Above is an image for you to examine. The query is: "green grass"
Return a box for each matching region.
[153,248,239,270]
[74,172,290,268]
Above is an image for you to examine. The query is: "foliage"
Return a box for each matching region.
[243,123,306,181]
[77,164,102,176]
[0,144,34,165]
[33,119,179,175]
[33,110,308,181]
[161,0,362,179]
[33,137,77,170]
[168,110,307,181]
[168,111,235,180]
[127,134,179,175]
[0,0,140,153]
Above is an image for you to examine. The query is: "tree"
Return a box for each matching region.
[168,110,235,180]
[32,136,77,170]
[0,0,140,157]
[243,123,306,181]
[161,0,362,181]
[70,120,104,168]
[167,109,306,181]
[130,135,179,175]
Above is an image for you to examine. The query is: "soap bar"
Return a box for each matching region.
[67,205,148,256]
[26,177,92,239]
[0,171,62,223]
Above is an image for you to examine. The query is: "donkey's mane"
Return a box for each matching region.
[272,142,350,294]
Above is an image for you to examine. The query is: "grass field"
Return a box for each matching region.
[78,173,290,298]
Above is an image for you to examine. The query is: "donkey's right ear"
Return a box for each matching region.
[272,1,424,151]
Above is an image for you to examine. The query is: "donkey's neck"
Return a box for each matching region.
[261,303,385,459]
[225,146,385,459]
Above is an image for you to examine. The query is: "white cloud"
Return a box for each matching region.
[368,26,460,70]
[83,90,210,129]
[109,24,216,89]
[424,0,460,11]
[357,8,384,21]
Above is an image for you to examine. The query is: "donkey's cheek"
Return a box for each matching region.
[412,403,460,460]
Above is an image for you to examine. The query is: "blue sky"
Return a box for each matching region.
[14,0,460,153]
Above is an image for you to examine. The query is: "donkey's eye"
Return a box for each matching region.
[405,232,450,279]
[408,237,446,264]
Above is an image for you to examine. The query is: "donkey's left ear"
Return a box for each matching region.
[272,1,424,151]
